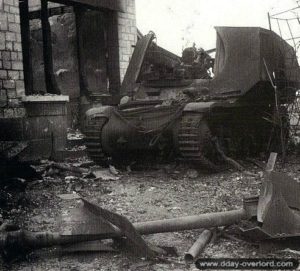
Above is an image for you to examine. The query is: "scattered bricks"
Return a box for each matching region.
[6,41,12,50]
[9,23,20,33]
[8,70,19,80]
[3,79,15,89]
[0,70,7,79]
[3,59,11,69]
[11,60,22,70]
[0,32,5,50]
[13,41,22,51]
[6,31,16,41]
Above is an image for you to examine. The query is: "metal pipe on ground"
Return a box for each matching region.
[184,229,213,263]
[133,209,247,235]
[0,209,248,252]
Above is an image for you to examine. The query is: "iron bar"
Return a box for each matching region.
[271,6,300,16]
[184,229,213,263]
[263,58,286,163]
[133,209,247,235]
[286,19,297,50]
[19,0,33,94]
[0,209,248,252]
[268,12,272,31]
[276,19,283,38]
[74,7,90,97]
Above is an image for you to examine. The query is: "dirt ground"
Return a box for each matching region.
[1,154,300,271]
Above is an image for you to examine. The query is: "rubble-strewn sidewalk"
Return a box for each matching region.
[0,156,300,270]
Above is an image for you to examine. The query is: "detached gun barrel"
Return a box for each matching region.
[0,208,247,255]
[133,209,247,235]
[0,230,112,250]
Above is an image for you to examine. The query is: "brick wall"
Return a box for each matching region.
[117,0,137,81]
[0,0,25,117]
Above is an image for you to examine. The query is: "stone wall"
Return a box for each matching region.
[117,0,137,81]
[0,0,25,117]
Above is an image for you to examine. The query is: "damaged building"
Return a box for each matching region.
[0,0,137,163]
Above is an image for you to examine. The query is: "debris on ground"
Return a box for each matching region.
[57,193,81,200]
[185,169,199,179]
[91,167,120,181]
[0,154,300,270]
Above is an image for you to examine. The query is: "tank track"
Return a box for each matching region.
[85,112,218,170]
[177,112,218,171]
[84,118,108,166]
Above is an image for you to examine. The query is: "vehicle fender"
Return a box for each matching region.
[183,102,216,113]
[85,106,115,120]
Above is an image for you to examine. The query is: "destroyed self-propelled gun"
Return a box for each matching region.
[84,27,300,169]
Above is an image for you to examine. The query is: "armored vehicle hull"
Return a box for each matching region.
[84,27,300,169]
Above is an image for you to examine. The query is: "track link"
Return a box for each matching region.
[84,118,108,165]
[177,113,218,171]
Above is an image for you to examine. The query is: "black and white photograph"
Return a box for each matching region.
[0,0,300,270]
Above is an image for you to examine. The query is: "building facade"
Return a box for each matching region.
[0,0,137,161]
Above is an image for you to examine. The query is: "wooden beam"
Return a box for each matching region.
[40,0,61,94]
[51,0,125,12]
[29,6,74,20]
